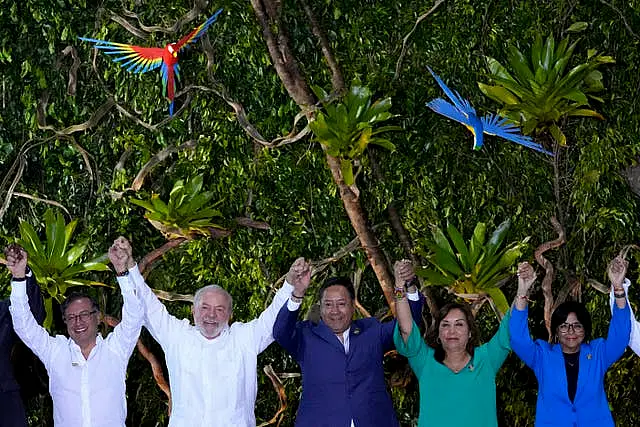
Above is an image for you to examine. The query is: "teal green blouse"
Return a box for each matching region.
[393,314,510,427]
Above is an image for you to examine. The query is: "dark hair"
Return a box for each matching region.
[318,277,355,301]
[61,292,99,317]
[551,301,592,341]
[428,302,480,363]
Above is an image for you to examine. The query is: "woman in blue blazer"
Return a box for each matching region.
[510,258,631,427]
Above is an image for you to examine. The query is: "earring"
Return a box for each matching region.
[436,337,442,344]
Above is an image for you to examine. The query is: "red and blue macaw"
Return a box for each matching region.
[426,66,552,155]
[79,9,223,116]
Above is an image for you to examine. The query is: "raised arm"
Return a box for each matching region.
[483,311,511,373]
[106,241,143,360]
[247,258,306,353]
[509,262,541,370]
[602,255,631,366]
[272,258,311,359]
[6,245,55,365]
[114,237,185,346]
[392,260,417,344]
[25,268,45,325]
[609,279,640,355]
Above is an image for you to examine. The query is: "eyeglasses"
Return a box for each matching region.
[64,310,97,324]
[558,322,584,334]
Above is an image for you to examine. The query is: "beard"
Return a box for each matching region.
[196,320,228,339]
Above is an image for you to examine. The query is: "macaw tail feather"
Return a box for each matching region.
[169,101,175,116]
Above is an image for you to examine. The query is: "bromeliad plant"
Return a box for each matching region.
[130,174,225,240]
[478,32,614,146]
[415,219,529,317]
[17,209,111,328]
[309,82,401,186]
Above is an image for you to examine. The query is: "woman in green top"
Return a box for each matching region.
[393,261,511,427]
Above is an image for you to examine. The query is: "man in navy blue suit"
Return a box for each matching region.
[274,259,423,427]
[1,244,45,427]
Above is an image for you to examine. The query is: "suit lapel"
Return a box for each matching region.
[312,320,347,354]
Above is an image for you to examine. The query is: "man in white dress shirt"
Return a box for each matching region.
[6,242,142,427]
[113,236,305,427]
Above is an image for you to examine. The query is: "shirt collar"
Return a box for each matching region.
[68,334,103,365]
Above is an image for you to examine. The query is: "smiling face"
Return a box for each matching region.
[438,308,470,354]
[320,285,355,334]
[64,298,99,349]
[556,312,585,353]
[193,289,231,340]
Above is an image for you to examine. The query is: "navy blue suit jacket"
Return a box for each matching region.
[274,295,423,427]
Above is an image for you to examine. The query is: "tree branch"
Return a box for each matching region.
[534,216,566,340]
[599,0,640,40]
[12,192,71,218]
[299,0,345,94]
[257,365,288,427]
[250,0,316,107]
[394,0,445,80]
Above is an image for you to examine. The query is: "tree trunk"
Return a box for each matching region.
[250,0,400,311]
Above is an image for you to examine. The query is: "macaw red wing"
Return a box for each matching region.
[174,9,223,53]
[79,37,164,74]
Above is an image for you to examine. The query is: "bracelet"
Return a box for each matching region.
[517,294,531,302]
[614,290,626,298]
[290,294,303,303]
[292,292,304,299]
[116,270,129,277]
[11,276,26,282]
[394,286,406,300]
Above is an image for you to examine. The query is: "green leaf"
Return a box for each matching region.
[569,109,604,119]
[415,267,454,286]
[469,222,487,265]
[446,223,471,270]
[484,288,510,315]
[478,83,520,105]
[19,221,44,256]
[369,138,396,151]
[566,22,588,33]
[549,123,567,146]
[486,219,511,256]
[340,158,355,186]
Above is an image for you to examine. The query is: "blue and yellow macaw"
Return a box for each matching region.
[426,66,552,155]
[79,9,223,115]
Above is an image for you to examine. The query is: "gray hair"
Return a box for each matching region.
[193,285,233,312]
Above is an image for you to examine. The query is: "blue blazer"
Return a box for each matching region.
[510,303,631,427]
[273,296,423,427]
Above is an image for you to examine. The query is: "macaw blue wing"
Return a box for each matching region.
[426,98,473,127]
[481,114,553,155]
[427,66,477,118]
[175,9,223,53]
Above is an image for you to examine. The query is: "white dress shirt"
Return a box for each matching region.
[9,274,142,427]
[128,264,292,427]
[610,278,640,355]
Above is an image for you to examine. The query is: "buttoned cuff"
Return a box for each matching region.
[407,291,419,301]
[116,268,137,294]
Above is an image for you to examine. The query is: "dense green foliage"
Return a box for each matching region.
[1,0,640,426]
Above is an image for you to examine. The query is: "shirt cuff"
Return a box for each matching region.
[116,272,136,294]
[287,298,302,311]
[10,280,28,300]
[407,291,419,301]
